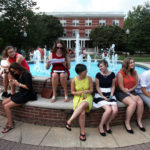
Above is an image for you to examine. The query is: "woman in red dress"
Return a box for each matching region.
[46,41,70,103]
[2,46,30,97]
[115,58,145,134]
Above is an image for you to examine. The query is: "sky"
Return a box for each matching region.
[35,0,148,16]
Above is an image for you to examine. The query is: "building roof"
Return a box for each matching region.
[45,12,125,18]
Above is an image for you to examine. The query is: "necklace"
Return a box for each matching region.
[100,71,110,78]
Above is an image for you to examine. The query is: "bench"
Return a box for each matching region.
[0,94,150,127]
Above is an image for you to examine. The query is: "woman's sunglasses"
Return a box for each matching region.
[56,47,63,50]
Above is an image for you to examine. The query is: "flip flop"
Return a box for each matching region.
[65,122,71,131]
[3,121,15,129]
[2,125,14,133]
[80,133,86,141]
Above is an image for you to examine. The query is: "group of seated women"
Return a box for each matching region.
[1,41,150,143]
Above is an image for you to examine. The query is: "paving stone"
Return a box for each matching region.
[81,128,118,148]
[41,127,80,147]
[2,121,22,142]
[21,123,50,145]
[111,123,150,147]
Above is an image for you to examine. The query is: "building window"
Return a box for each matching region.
[72,20,79,26]
[85,20,92,26]
[60,20,66,27]
[85,30,91,37]
[72,30,79,37]
[112,20,119,26]
[63,30,67,37]
[99,20,106,26]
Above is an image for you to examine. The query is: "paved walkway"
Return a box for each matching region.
[1,115,150,149]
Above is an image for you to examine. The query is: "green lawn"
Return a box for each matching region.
[90,54,150,62]
[118,55,150,62]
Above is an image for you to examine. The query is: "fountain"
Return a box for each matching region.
[29,38,147,78]
[33,49,41,72]
[75,33,83,64]
[101,44,118,71]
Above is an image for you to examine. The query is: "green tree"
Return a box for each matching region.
[90,25,126,51]
[41,14,64,49]
[124,1,150,54]
[0,0,37,50]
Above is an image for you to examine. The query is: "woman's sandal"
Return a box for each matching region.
[50,96,56,103]
[80,133,86,141]
[65,122,71,131]
[2,125,14,133]
[3,121,15,129]
[64,96,69,102]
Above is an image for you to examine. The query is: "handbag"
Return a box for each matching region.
[41,78,53,98]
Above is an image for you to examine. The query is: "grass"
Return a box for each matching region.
[90,54,150,62]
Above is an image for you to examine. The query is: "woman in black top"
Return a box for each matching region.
[93,60,118,136]
[2,62,37,133]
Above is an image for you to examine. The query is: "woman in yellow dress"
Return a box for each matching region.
[65,64,93,141]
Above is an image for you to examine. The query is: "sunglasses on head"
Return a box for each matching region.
[56,47,63,50]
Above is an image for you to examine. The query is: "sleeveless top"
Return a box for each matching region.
[75,76,89,92]
[73,76,93,112]
[8,53,30,71]
[116,70,136,89]
[51,53,70,79]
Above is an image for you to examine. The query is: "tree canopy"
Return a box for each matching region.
[124,1,150,53]
[0,0,63,51]
[89,25,126,51]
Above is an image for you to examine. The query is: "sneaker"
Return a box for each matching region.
[2,92,8,97]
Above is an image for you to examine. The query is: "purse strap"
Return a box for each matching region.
[43,78,51,88]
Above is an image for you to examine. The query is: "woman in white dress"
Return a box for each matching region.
[93,60,118,136]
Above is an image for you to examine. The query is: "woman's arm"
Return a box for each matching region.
[71,79,83,96]
[11,79,29,90]
[63,55,70,69]
[46,53,52,69]
[117,73,129,94]
[84,76,93,94]
[95,77,108,100]
[111,78,116,96]
[141,87,150,97]
[16,54,23,64]
[128,73,138,92]
[66,55,70,69]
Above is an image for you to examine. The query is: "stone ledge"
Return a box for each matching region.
[0,94,126,110]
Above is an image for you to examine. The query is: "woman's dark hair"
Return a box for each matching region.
[75,64,87,74]
[9,62,31,79]
[97,59,108,67]
[3,46,15,58]
[52,40,67,58]
[122,57,135,76]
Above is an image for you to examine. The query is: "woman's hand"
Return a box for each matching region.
[9,79,19,86]
[46,59,50,69]
[102,96,109,101]
[123,88,129,94]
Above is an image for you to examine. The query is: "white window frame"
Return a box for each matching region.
[85,29,91,37]
[85,19,92,26]
[63,30,67,37]
[72,20,79,26]
[72,30,79,37]
[60,20,66,27]
[99,20,106,26]
[112,20,119,26]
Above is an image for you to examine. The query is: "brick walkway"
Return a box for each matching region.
[0,138,150,150]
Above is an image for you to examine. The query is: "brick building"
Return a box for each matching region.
[46,12,125,49]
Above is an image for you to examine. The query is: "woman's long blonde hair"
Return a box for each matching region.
[122,57,136,76]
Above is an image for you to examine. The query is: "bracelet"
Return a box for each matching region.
[18,83,21,87]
